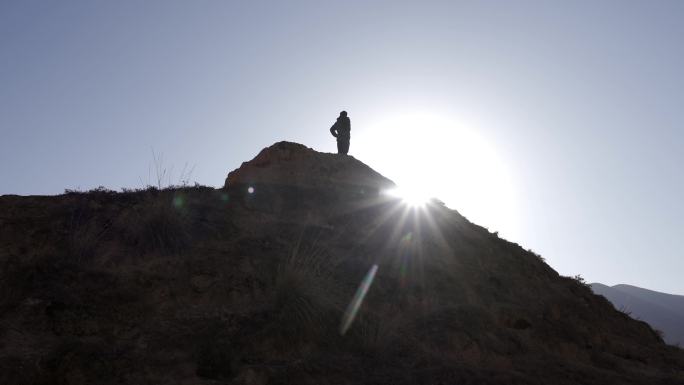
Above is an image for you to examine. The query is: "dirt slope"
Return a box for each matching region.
[1,141,683,384]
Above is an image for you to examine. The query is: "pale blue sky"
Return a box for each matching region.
[1,1,682,294]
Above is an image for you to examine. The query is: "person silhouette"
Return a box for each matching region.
[330,111,351,155]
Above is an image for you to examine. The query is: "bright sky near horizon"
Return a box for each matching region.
[1,1,683,294]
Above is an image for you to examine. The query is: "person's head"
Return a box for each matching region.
[339,111,347,117]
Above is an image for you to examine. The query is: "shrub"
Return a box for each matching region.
[345,309,405,355]
[528,249,545,262]
[119,195,190,253]
[269,239,344,342]
[617,305,632,317]
[66,203,112,263]
[572,274,590,288]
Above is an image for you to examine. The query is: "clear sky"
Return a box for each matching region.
[1,1,683,294]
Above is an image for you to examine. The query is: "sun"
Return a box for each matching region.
[385,185,432,207]
[354,112,519,238]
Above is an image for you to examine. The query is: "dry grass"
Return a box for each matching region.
[269,234,346,343]
[118,194,190,253]
[67,206,112,263]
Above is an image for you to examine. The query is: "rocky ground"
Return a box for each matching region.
[1,142,683,384]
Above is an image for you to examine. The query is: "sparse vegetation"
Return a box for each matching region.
[142,149,198,190]
[2,143,683,384]
[270,235,344,340]
[528,248,545,262]
[346,309,406,355]
[67,205,112,263]
[572,274,591,288]
[118,194,191,253]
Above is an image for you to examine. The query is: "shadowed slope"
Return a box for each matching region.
[0,141,683,384]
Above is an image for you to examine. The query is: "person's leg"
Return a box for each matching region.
[339,139,349,155]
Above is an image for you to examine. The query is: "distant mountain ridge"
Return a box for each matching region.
[591,283,684,346]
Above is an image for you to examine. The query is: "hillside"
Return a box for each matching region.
[1,141,683,384]
[591,283,684,347]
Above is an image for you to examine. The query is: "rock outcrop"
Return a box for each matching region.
[0,141,683,384]
[225,141,394,192]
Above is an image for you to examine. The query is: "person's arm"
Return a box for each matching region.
[330,123,338,137]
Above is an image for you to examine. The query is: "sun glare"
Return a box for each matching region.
[385,186,432,207]
[355,112,518,238]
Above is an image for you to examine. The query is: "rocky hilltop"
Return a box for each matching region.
[1,141,683,384]
[225,141,394,191]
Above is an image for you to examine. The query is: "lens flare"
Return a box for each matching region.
[172,195,184,208]
[340,264,378,335]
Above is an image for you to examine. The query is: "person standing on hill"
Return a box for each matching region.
[330,111,351,155]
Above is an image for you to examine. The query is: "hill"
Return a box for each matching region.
[591,283,684,346]
[1,141,683,384]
